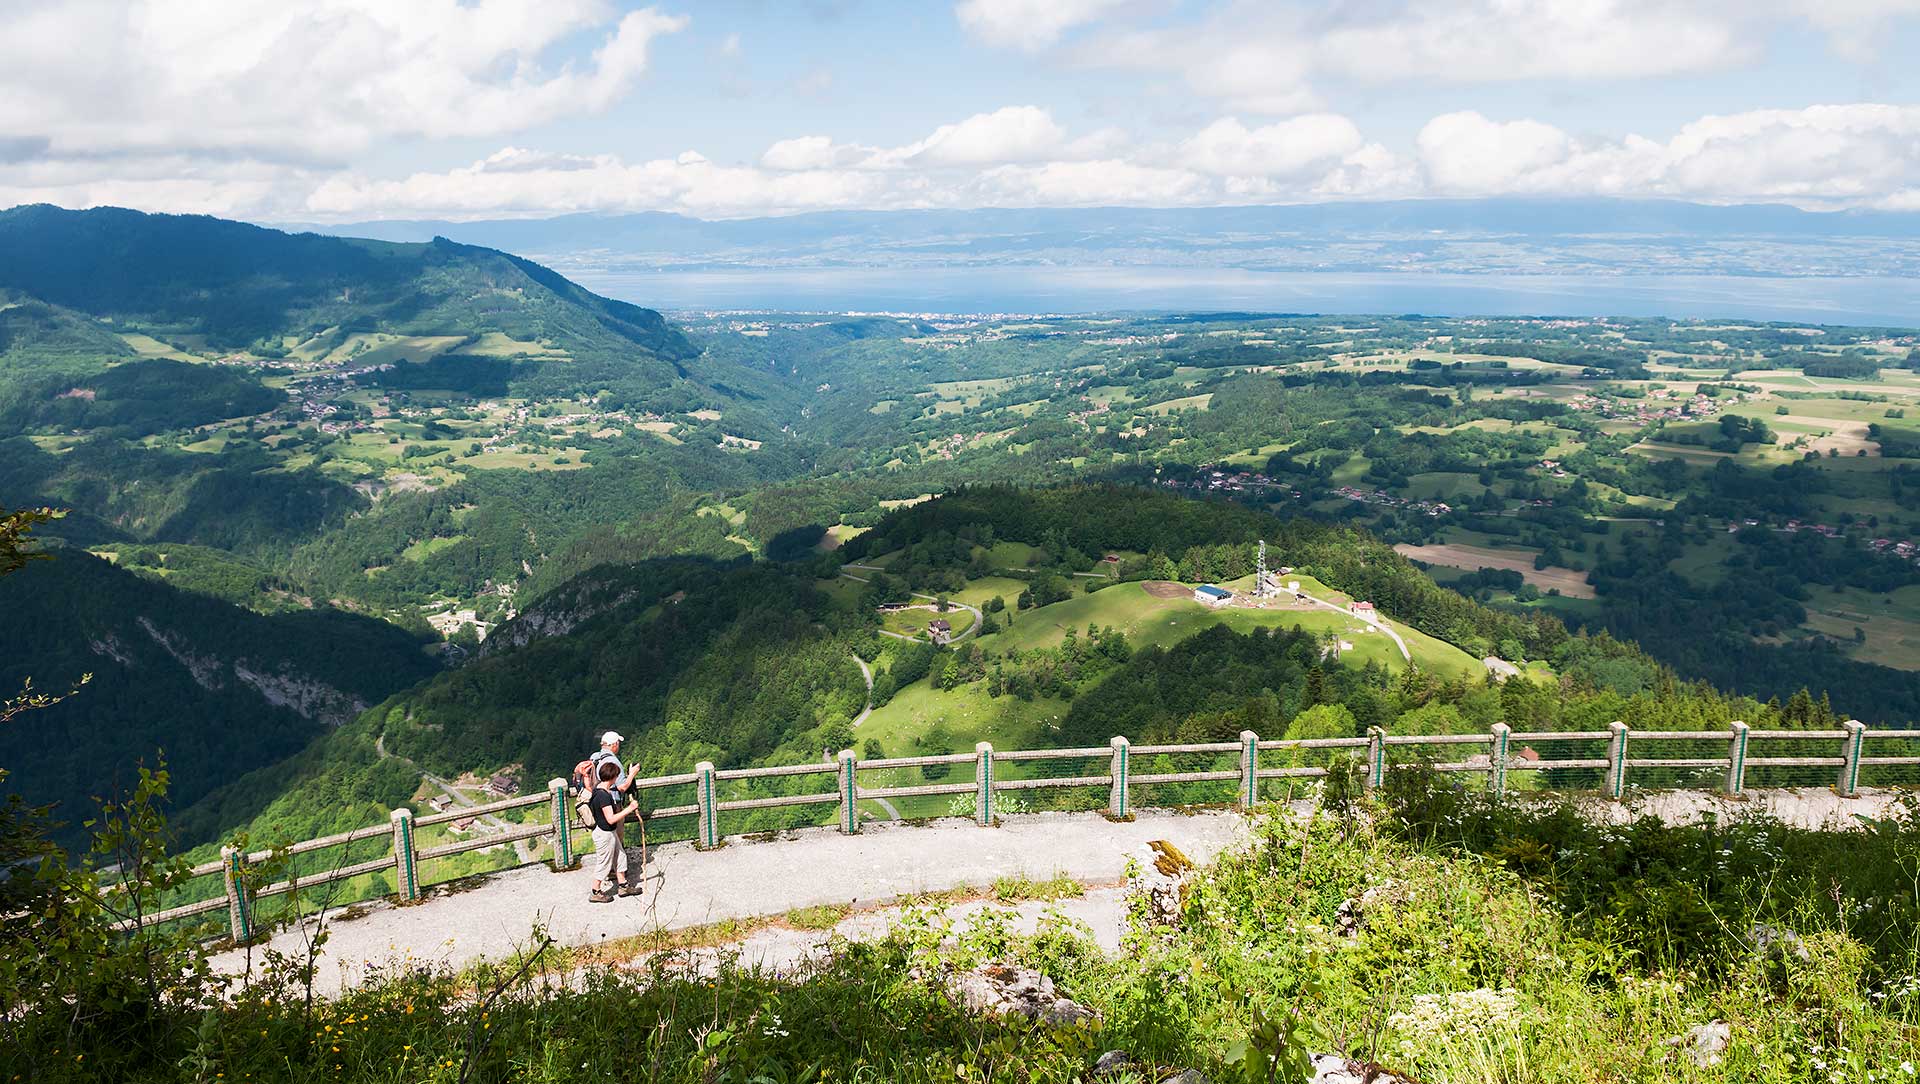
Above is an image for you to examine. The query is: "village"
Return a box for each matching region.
[1569,385,1755,425]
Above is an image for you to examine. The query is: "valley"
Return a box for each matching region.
[5,206,1920,856]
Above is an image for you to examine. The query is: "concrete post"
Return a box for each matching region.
[1606,721,1629,800]
[548,778,574,871]
[1109,736,1131,820]
[1365,727,1386,791]
[1726,721,1749,797]
[1238,730,1258,811]
[389,808,419,902]
[695,761,720,849]
[1839,719,1867,797]
[1490,723,1511,800]
[221,846,251,943]
[837,748,859,834]
[974,742,994,826]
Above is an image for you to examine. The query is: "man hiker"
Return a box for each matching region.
[591,730,632,794]
[586,760,642,902]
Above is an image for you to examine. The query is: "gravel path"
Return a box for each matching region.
[208,810,1250,997]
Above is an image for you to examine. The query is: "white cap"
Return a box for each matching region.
[601,731,624,745]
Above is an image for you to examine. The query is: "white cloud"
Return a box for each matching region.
[0,0,687,163]
[954,0,1125,50]
[897,106,1072,166]
[1053,1,1920,113]
[1318,1,1746,84]
[296,107,1410,220]
[1180,116,1367,177]
[1414,104,1920,207]
[760,135,879,171]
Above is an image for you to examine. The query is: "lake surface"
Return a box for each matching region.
[568,266,1920,326]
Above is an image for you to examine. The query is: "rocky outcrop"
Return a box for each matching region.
[480,571,643,655]
[139,615,364,726]
[232,661,367,727]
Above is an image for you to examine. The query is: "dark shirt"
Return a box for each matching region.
[587,786,622,833]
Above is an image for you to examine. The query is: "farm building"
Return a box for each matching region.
[928,618,953,644]
[1352,601,1377,618]
[1194,584,1232,607]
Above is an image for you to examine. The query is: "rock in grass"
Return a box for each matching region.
[1130,840,1196,927]
[1159,1071,1210,1084]
[947,964,1095,1025]
[1666,1020,1730,1068]
[1093,1050,1132,1076]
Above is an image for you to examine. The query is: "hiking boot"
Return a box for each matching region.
[619,882,643,898]
[589,888,615,903]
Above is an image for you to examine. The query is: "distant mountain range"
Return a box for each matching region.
[298,199,1920,280]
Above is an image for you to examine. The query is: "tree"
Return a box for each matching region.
[0,506,60,579]
[1284,704,1358,768]
[1147,550,1179,582]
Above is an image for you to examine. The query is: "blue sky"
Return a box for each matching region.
[4,0,1920,221]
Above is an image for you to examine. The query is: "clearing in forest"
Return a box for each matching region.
[1393,542,1597,599]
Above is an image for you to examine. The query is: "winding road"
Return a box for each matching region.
[846,651,900,822]
[375,734,540,864]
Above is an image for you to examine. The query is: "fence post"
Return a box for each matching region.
[974,742,994,826]
[837,748,860,834]
[1238,730,1258,811]
[1726,721,1749,797]
[1489,723,1511,799]
[1109,736,1131,820]
[1606,721,1629,800]
[390,808,420,902]
[1365,727,1386,791]
[221,846,251,943]
[548,778,574,871]
[695,761,720,849]
[1839,719,1867,797]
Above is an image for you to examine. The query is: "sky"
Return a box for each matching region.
[4,0,1920,223]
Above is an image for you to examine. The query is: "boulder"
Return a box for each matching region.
[947,964,1095,1025]
[1129,839,1196,927]
[1159,1072,1210,1084]
[1093,1050,1132,1076]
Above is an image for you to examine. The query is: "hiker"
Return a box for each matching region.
[585,760,642,902]
[580,730,632,796]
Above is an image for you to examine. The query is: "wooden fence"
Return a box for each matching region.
[129,719,1918,940]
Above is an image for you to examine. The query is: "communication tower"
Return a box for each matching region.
[1255,539,1282,597]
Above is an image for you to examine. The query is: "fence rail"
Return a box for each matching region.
[127,718,1910,940]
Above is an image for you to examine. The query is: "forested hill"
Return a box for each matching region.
[0,204,688,356]
[0,551,440,845]
[0,204,703,406]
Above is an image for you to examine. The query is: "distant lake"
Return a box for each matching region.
[569,266,1920,326]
